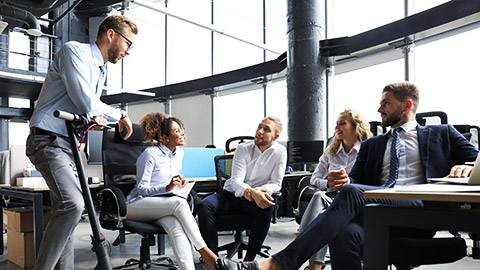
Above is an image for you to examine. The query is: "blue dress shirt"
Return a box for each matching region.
[29,41,122,137]
[126,145,184,204]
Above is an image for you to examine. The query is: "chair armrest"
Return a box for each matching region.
[98,186,127,229]
[271,192,282,224]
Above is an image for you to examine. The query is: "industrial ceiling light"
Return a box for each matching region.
[26,26,42,36]
[0,3,43,37]
[0,20,7,35]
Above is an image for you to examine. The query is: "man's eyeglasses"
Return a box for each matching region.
[113,29,134,50]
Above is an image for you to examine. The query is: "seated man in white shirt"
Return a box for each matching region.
[198,116,287,261]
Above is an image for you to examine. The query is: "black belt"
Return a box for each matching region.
[30,127,68,139]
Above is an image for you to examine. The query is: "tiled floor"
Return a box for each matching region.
[1,217,479,269]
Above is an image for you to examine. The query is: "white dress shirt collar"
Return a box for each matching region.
[90,43,105,68]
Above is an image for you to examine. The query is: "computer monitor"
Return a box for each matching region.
[85,130,104,165]
[287,140,324,166]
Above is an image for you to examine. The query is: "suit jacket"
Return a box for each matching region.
[349,124,479,186]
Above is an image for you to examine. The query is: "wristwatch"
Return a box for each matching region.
[120,110,127,120]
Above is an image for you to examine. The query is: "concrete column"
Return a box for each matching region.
[286,0,326,141]
[0,97,8,151]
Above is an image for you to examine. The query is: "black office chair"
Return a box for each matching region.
[388,232,466,270]
[225,136,254,153]
[415,111,448,125]
[470,125,480,150]
[212,155,280,259]
[369,121,387,136]
[98,123,196,269]
[291,176,319,224]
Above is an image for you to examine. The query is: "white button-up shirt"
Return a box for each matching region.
[223,141,287,197]
[310,140,362,191]
[380,121,425,186]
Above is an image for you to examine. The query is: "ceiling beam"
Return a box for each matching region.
[320,0,480,57]
[101,52,287,104]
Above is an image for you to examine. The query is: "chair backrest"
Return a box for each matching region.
[225,136,254,153]
[369,121,387,136]
[214,155,234,192]
[416,111,448,125]
[470,125,479,149]
[102,123,145,195]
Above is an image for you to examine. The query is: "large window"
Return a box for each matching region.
[265,0,287,60]
[333,59,405,127]
[411,0,450,14]
[330,0,404,38]
[8,98,30,148]
[121,7,166,91]
[166,17,212,84]
[266,80,288,142]
[213,0,265,74]
[414,27,480,128]
[213,89,264,148]
[8,32,30,71]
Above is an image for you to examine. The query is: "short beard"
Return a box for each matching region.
[381,107,403,127]
[107,47,120,64]
[255,139,271,148]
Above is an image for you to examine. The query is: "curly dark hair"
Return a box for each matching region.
[139,112,186,145]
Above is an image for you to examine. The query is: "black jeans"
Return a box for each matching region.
[197,191,274,254]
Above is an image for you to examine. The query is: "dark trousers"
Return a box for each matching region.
[197,191,274,254]
[272,184,425,270]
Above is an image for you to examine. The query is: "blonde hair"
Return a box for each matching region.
[326,108,373,157]
[97,15,138,38]
[264,116,283,135]
[139,112,185,145]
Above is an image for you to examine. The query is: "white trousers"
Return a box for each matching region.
[127,196,207,270]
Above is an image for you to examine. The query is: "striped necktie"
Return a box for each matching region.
[385,128,401,188]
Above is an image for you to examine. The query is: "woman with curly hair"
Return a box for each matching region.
[297,108,372,270]
[126,112,218,270]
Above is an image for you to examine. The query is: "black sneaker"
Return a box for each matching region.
[215,258,259,270]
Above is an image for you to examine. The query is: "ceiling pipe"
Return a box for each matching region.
[0,3,42,36]
[3,0,60,13]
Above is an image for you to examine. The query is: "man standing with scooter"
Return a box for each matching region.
[26,15,137,270]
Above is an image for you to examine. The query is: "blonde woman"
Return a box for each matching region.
[126,112,218,270]
[298,108,372,270]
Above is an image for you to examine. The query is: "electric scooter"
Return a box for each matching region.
[54,110,112,270]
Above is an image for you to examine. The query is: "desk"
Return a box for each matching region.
[363,184,480,270]
[185,177,217,194]
[0,183,104,259]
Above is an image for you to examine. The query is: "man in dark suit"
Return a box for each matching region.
[216,82,479,270]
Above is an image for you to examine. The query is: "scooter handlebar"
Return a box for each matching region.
[53,110,81,122]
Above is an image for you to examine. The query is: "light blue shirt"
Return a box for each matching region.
[126,145,184,204]
[380,120,425,186]
[29,41,122,137]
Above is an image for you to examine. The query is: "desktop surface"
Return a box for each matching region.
[363,184,480,203]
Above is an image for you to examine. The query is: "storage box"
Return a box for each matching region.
[3,207,51,268]
[16,177,47,187]
[7,229,35,268]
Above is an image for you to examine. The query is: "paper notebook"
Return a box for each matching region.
[153,182,195,199]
